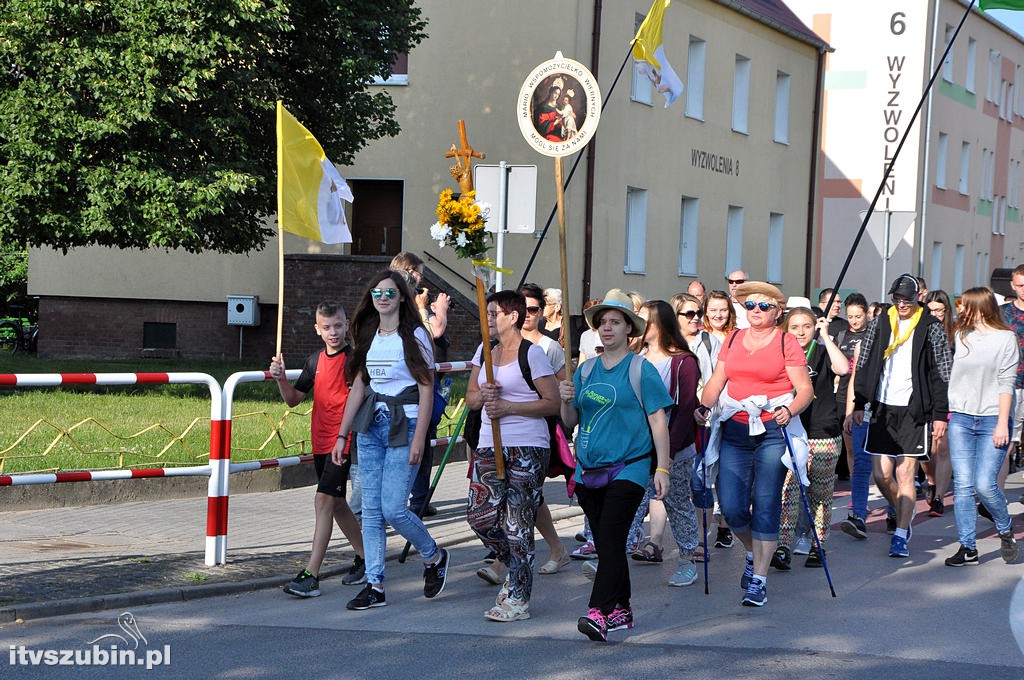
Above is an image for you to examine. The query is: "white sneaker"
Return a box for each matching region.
[582,560,598,581]
[793,535,812,555]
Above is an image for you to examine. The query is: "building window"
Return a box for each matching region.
[625,187,648,274]
[774,72,790,144]
[685,37,706,120]
[725,205,744,274]
[631,13,653,105]
[942,24,954,83]
[987,50,1000,102]
[732,55,750,134]
[766,213,784,283]
[931,242,943,289]
[959,141,971,194]
[976,251,984,286]
[935,132,948,189]
[143,322,177,349]
[954,244,965,295]
[1001,79,1010,119]
[1009,160,1017,208]
[678,196,699,275]
[1015,161,1022,207]
[966,37,977,93]
[981,148,991,200]
[372,53,409,86]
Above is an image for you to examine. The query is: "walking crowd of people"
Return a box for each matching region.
[269,254,1024,642]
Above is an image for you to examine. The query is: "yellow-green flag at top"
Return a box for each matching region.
[276,101,353,243]
[980,0,1024,10]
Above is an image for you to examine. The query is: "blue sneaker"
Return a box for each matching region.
[668,560,698,587]
[889,534,909,558]
[740,554,754,590]
[741,579,767,607]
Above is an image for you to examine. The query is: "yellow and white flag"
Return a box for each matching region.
[632,0,685,108]
[276,101,353,243]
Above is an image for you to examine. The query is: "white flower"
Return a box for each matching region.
[456,231,469,247]
[429,221,445,240]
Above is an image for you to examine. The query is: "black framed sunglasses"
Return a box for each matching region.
[525,306,541,314]
[370,288,398,300]
[743,301,776,312]
[727,278,746,285]
[677,310,700,319]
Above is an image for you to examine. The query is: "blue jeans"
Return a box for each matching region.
[717,418,789,542]
[850,421,872,520]
[357,410,439,586]
[947,412,1013,547]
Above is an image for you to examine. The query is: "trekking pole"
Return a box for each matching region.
[696,424,711,595]
[780,426,837,598]
[399,406,469,564]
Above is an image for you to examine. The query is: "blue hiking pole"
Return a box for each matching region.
[780,426,837,598]
[694,423,712,595]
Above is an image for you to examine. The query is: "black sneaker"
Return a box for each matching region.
[885,510,897,534]
[944,544,979,567]
[928,498,944,517]
[740,554,754,590]
[423,548,450,598]
[283,569,320,598]
[741,578,767,607]
[924,484,936,505]
[771,545,792,571]
[346,584,386,610]
[805,544,825,568]
[342,554,367,586]
[1000,531,1020,564]
[978,502,994,522]
[841,513,867,540]
[715,527,734,548]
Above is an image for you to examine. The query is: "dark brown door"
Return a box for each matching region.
[349,179,404,257]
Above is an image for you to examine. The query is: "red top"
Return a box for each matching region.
[719,328,806,423]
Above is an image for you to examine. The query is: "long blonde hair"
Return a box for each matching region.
[953,287,1009,351]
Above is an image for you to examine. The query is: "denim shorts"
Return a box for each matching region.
[716,418,789,541]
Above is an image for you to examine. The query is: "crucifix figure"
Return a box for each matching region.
[445,119,486,195]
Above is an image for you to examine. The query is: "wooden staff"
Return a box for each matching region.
[475,273,505,479]
[555,157,573,379]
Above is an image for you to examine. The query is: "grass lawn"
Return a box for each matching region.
[0,354,469,476]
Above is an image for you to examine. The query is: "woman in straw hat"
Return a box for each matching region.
[696,281,813,607]
[559,289,673,642]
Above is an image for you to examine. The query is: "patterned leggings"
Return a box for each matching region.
[626,455,700,557]
[467,446,549,603]
[778,435,841,547]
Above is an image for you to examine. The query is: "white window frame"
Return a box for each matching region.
[954,244,965,295]
[935,132,948,189]
[624,187,648,274]
[630,13,653,106]
[685,36,706,121]
[767,213,784,283]
[959,141,971,195]
[987,50,1000,103]
[774,71,790,144]
[942,24,954,83]
[678,196,699,275]
[372,53,409,86]
[732,55,750,135]
[725,205,744,274]
[976,251,984,286]
[931,242,943,289]
[966,37,977,93]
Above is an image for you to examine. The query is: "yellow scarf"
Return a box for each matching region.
[883,304,922,360]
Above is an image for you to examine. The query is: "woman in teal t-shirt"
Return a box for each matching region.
[559,289,672,643]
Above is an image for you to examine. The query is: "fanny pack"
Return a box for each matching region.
[580,452,649,489]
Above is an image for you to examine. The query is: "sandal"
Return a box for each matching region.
[539,551,571,574]
[630,540,663,563]
[477,565,505,585]
[484,598,530,622]
[693,545,707,563]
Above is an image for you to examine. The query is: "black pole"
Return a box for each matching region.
[821,0,977,317]
[517,45,635,289]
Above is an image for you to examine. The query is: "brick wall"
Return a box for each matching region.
[36,255,482,363]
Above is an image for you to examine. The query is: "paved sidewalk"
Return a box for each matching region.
[0,460,583,621]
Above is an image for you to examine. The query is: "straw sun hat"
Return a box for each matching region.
[583,289,647,337]
[735,281,786,307]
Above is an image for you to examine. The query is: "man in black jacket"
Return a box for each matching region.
[848,274,952,559]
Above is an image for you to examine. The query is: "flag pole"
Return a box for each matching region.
[820,0,976,316]
[275,100,285,359]
[517,46,633,288]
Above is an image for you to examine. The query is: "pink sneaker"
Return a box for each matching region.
[606,606,634,631]
[577,607,607,641]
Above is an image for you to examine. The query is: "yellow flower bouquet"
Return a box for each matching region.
[429,189,491,260]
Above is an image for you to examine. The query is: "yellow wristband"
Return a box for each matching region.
[655,467,670,475]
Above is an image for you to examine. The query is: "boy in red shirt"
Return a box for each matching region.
[270,301,366,597]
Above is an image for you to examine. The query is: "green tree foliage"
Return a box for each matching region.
[0,241,28,312]
[0,0,427,253]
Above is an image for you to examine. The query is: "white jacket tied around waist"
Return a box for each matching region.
[704,387,810,486]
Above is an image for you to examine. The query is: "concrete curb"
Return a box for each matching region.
[0,505,583,623]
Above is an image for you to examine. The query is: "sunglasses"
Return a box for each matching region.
[370,288,398,300]
[892,296,915,306]
[677,310,700,319]
[526,306,541,314]
[727,278,746,285]
[743,301,777,312]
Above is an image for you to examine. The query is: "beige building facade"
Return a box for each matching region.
[30,1,827,358]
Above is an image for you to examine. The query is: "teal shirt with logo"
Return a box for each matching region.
[572,353,673,489]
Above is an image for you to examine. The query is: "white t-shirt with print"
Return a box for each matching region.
[366,326,434,418]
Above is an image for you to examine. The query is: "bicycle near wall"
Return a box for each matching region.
[0,305,38,355]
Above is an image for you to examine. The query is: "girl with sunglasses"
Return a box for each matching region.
[334,269,449,611]
[697,282,813,607]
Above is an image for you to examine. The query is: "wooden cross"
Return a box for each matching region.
[445,120,486,195]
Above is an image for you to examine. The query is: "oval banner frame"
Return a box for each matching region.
[517,54,602,158]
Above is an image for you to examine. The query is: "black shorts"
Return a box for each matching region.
[313,453,351,497]
[865,403,931,459]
